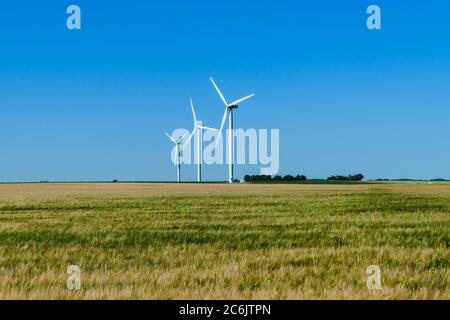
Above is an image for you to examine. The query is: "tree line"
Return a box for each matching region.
[327,174,365,181]
[244,173,365,182]
[244,175,307,182]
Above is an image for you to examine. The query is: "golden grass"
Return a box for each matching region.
[0,183,449,299]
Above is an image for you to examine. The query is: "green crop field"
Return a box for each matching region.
[0,183,448,299]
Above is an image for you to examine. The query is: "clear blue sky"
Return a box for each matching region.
[1,0,449,181]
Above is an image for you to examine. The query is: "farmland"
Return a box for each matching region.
[0,183,449,299]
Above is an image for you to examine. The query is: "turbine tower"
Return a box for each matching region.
[184,98,218,182]
[165,132,188,182]
[210,77,255,183]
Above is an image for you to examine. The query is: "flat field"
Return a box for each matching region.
[0,183,448,299]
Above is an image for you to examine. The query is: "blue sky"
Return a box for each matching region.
[1,0,450,181]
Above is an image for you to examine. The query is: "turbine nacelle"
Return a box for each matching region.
[184,98,218,150]
[165,131,189,181]
[165,132,188,146]
[209,77,254,148]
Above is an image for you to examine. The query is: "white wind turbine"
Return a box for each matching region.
[183,98,218,182]
[210,77,255,183]
[165,132,188,182]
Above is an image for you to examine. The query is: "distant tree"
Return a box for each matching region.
[244,175,272,182]
[243,174,307,183]
[350,174,365,181]
[328,174,364,181]
[327,175,345,181]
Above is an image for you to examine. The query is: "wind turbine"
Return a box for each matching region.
[165,132,188,182]
[210,77,255,183]
[183,98,218,182]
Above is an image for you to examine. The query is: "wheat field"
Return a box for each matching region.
[0,183,448,299]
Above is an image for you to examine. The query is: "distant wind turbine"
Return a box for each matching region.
[165,132,188,182]
[183,98,218,182]
[210,77,255,183]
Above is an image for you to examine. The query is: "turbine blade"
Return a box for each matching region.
[215,107,228,148]
[177,132,189,144]
[190,98,197,124]
[165,132,177,144]
[182,129,196,150]
[229,94,255,107]
[210,77,228,107]
[199,126,218,131]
